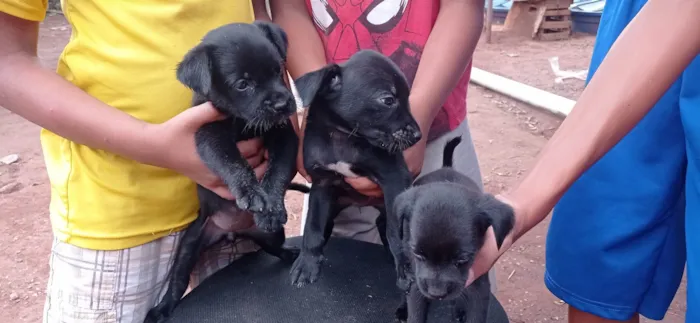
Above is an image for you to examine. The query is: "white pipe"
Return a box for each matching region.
[469,67,574,117]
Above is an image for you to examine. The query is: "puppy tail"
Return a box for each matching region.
[287,183,311,194]
[442,136,462,168]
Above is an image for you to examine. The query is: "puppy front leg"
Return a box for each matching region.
[289,182,337,287]
[195,120,268,212]
[453,275,491,323]
[395,292,409,323]
[407,283,430,323]
[374,159,414,291]
[257,122,299,232]
[145,214,210,323]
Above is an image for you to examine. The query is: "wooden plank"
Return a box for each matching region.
[541,20,571,30]
[503,2,526,30]
[545,0,573,9]
[485,0,494,43]
[544,9,571,16]
[537,29,571,41]
[531,4,548,38]
[503,2,542,37]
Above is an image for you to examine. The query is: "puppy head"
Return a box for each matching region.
[403,184,514,300]
[294,50,422,152]
[177,21,295,129]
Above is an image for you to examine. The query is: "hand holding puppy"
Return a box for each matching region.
[344,141,426,198]
[465,194,525,287]
[344,99,431,197]
[149,101,268,200]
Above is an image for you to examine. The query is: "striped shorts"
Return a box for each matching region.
[42,232,259,323]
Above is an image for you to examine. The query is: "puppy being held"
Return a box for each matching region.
[392,137,515,323]
[289,49,423,287]
[145,21,306,323]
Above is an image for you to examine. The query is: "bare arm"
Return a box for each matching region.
[269,0,327,79]
[270,0,328,180]
[504,0,700,238]
[0,13,164,166]
[409,0,484,133]
[0,12,266,199]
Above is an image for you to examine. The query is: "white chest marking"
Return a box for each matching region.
[326,161,360,178]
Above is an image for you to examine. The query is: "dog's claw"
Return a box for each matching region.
[235,186,268,212]
[289,252,323,287]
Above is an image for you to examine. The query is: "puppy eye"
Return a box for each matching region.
[455,259,469,267]
[236,80,250,91]
[380,96,396,106]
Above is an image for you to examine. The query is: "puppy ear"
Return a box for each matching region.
[477,194,515,250]
[293,64,342,107]
[177,44,213,96]
[253,21,289,61]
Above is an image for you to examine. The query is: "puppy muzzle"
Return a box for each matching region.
[390,124,422,148]
[417,279,461,301]
[264,95,296,116]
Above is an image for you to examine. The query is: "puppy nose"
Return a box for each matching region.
[273,99,288,110]
[406,124,422,141]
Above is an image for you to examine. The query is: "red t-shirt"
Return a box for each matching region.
[306,0,471,141]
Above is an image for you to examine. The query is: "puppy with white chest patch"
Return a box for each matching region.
[392,137,515,323]
[144,21,308,323]
[289,49,423,287]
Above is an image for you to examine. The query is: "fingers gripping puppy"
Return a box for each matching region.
[392,137,515,323]
[289,50,423,287]
[144,22,304,323]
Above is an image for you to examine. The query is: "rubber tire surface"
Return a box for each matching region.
[167,237,509,323]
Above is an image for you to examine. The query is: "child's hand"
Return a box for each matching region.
[295,112,312,183]
[344,177,383,197]
[148,102,268,200]
[402,138,427,178]
[465,194,521,287]
[345,140,427,198]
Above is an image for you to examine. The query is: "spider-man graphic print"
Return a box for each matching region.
[307,0,471,140]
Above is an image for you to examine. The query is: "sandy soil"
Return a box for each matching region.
[0,14,687,323]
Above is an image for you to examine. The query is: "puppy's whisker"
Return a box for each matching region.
[348,126,359,138]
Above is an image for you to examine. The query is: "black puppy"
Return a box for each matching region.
[145,22,304,323]
[289,50,423,287]
[392,137,515,323]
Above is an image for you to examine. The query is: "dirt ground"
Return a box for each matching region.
[0,14,687,323]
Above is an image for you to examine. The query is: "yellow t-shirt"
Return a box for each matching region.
[0,0,255,250]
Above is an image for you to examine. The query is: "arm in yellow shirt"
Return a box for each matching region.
[0,12,267,199]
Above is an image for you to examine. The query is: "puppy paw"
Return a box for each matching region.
[453,307,467,323]
[254,203,287,232]
[235,185,268,213]
[289,252,323,287]
[396,276,412,292]
[144,306,168,323]
[394,302,408,322]
[396,263,414,291]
